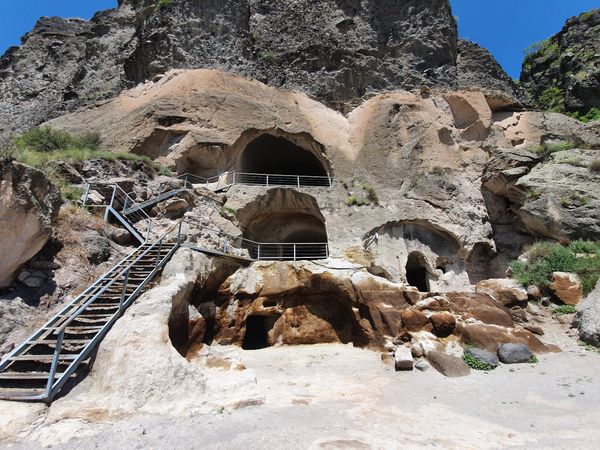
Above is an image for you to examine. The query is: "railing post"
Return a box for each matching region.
[325,243,329,259]
[232,172,236,186]
[266,174,269,187]
[123,195,128,212]
[177,220,183,244]
[44,330,64,404]
[104,185,117,222]
[257,244,261,261]
[184,176,188,189]
[82,183,91,206]
[297,176,300,189]
[293,244,297,261]
[120,268,131,310]
[155,240,163,269]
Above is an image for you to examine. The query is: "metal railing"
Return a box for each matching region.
[176,171,332,190]
[83,183,154,243]
[180,215,329,261]
[44,227,180,403]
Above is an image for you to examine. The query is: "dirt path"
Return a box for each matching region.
[3,322,600,449]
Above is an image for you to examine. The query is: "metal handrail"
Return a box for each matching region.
[180,215,329,261]
[177,171,332,189]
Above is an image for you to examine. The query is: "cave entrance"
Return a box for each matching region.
[242,315,276,350]
[406,252,430,292]
[238,134,330,186]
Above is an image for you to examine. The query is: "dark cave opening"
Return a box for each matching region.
[240,134,328,176]
[406,252,430,292]
[242,315,276,350]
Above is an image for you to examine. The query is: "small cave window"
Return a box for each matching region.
[240,134,328,177]
[242,315,277,350]
[406,252,430,292]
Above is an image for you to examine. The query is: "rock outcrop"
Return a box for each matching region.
[573,279,600,347]
[0,160,61,288]
[521,9,600,113]
[0,0,522,137]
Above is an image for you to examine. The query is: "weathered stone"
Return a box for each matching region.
[394,346,414,371]
[524,324,544,336]
[0,160,61,287]
[427,351,471,377]
[573,279,600,348]
[461,323,557,354]
[400,309,430,332]
[550,272,583,306]
[414,360,430,372]
[497,343,533,364]
[410,342,424,358]
[81,230,111,264]
[429,312,456,337]
[464,347,499,368]
[475,278,528,307]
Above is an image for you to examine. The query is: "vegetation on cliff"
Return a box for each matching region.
[510,240,600,295]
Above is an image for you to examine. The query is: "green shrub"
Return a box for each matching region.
[528,355,539,364]
[539,86,565,113]
[15,126,74,152]
[544,140,575,154]
[156,0,173,10]
[524,38,559,58]
[462,353,495,371]
[566,107,600,123]
[553,305,577,315]
[361,184,378,204]
[589,159,600,174]
[346,195,369,207]
[261,51,278,63]
[510,240,600,296]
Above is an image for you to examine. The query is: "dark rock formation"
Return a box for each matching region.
[0,0,521,138]
[521,9,600,114]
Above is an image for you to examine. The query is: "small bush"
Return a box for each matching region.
[539,86,565,113]
[156,0,173,10]
[589,159,600,174]
[462,353,495,371]
[510,240,600,296]
[361,184,378,204]
[566,107,600,123]
[261,51,278,63]
[15,126,74,152]
[553,305,577,315]
[430,166,443,175]
[528,355,539,364]
[346,195,369,207]
[544,140,575,154]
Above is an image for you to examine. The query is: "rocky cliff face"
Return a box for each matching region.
[521,8,600,113]
[0,0,522,138]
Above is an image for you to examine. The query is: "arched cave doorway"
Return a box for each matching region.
[238,134,330,186]
[406,252,430,292]
[242,315,277,350]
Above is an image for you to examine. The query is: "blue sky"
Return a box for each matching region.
[0,0,598,78]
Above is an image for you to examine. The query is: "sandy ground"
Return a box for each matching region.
[2,321,600,450]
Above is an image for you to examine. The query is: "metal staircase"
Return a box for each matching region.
[0,176,330,404]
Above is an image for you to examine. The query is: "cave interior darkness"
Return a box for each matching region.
[406,252,430,292]
[240,134,328,176]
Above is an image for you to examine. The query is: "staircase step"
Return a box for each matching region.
[10,355,78,362]
[0,372,62,380]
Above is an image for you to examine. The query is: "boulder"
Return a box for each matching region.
[0,160,61,287]
[429,312,456,337]
[464,347,499,369]
[550,272,582,306]
[524,325,544,336]
[573,279,600,347]
[427,351,471,377]
[461,323,557,354]
[81,230,111,264]
[394,346,414,371]
[400,309,430,332]
[497,343,533,364]
[475,278,528,307]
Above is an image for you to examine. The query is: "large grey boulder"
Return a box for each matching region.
[573,279,600,348]
[464,347,499,369]
[497,343,532,364]
[0,160,61,287]
[427,351,471,377]
[81,230,111,264]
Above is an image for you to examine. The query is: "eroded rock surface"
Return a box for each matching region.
[0,160,61,288]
